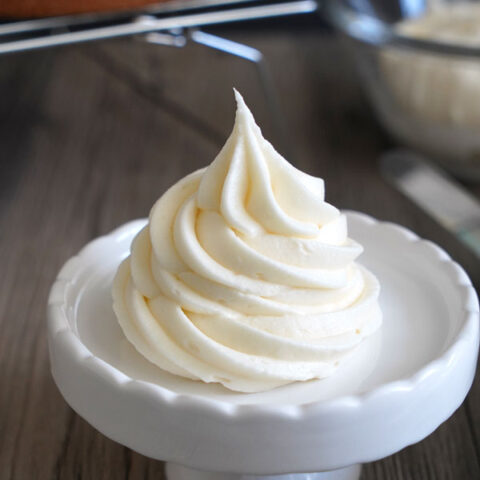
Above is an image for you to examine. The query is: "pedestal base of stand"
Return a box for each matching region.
[165,463,362,480]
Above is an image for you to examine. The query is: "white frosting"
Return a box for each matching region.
[112,91,382,393]
[381,4,480,129]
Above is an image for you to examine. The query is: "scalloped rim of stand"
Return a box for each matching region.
[47,211,479,424]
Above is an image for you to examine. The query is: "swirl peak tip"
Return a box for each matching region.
[233,89,252,117]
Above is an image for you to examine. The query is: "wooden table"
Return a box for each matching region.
[1,18,479,479]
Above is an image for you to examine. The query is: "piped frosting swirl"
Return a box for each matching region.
[112,91,382,392]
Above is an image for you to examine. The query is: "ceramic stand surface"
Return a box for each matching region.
[47,214,480,479]
[166,463,362,480]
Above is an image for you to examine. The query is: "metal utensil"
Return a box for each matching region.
[380,149,480,257]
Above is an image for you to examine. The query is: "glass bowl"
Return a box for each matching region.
[323,0,480,180]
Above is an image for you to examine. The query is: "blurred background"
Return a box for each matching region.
[1,1,480,479]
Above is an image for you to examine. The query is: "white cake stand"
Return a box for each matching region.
[47,212,479,480]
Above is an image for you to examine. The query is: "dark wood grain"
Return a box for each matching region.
[0,21,479,479]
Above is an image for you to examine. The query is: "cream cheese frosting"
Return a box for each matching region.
[112,91,382,393]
